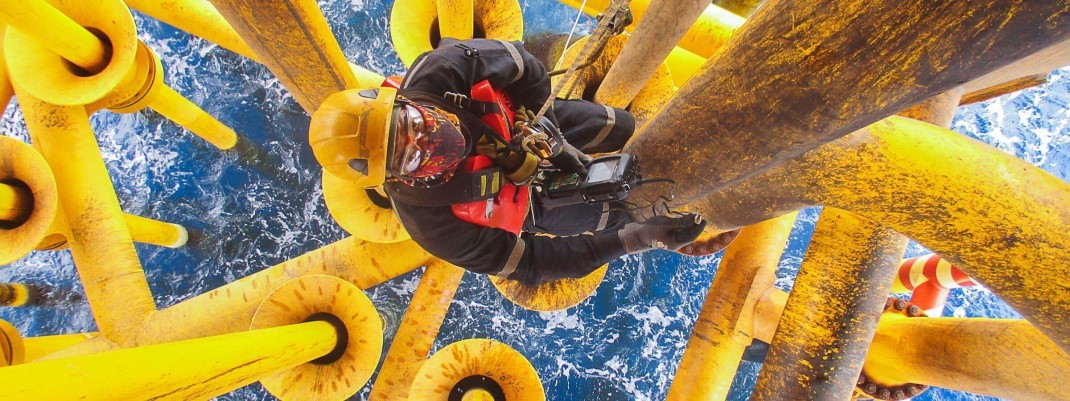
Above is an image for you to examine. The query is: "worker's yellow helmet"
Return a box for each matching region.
[310,88,397,188]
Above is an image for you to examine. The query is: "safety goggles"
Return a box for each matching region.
[389,101,466,180]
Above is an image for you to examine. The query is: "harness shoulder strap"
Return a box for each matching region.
[385,168,506,207]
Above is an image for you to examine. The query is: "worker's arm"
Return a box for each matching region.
[391,201,626,285]
[400,38,552,112]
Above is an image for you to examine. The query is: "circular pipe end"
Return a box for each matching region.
[390,0,523,67]
[410,339,544,401]
[251,275,383,401]
[489,264,607,311]
[0,137,58,265]
[322,171,410,243]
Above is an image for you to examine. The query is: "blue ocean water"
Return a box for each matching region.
[1,1,1066,400]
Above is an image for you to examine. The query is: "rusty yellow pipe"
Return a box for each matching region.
[625,1,1070,209]
[370,259,465,401]
[864,316,1070,400]
[666,213,796,401]
[686,109,1070,353]
[15,87,155,347]
[0,182,32,225]
[0,0,108,73]
[558,0,743,59]
[124,0,258,60]
[22,332,95,362]
[210,0,363,114]
[0,283,31,307]
[3,1,237,149]
[0,321,337,400]
[753,208,907,400]
[957,37,1070,95]
[136,237,430,346]
[595,0,714,108]
[437,0,475,40]
[390,0,523,67]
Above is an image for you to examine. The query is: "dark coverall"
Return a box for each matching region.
[388,38,636,285]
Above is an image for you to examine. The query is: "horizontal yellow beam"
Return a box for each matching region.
[0,0,107,72]
[0,321,336,401]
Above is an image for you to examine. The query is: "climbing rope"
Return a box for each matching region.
[533,0,632,123]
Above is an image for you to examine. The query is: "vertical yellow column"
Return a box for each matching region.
[0,321,337,400]
[752,209,906,400]
[624,0,1070,209]
[371,259,465,400]
[437,0,475,40]
[596,0,733,107]
[15,88,156,347]
[0,23,12,110]
[210,0,364,113]
[666,213,797,401]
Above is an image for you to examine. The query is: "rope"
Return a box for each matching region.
[554,0,590,71]
[533,0,631,123]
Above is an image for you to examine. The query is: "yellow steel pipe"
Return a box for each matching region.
[0,181,31,224]
[136,237,430,346]
[437,0,475,40]
[666,213,796,401]
[0,23,12,110]
[22,332,95,362]
[625,1,1070,209]
[595,0,713,108]
[370,259,465,401]
[686,112,1070,353]
[753,208,907,400]
[16,87,155,347]
[210,0,364,114]
[151,84,238,149]
[558,0,743,59]
[0,319,24,367]
[124,0,258,60]
[0,321,337,400]
[864,316,1070,400]
[35,212,188,250]
[0,0,108,73]
[0,283,31,307]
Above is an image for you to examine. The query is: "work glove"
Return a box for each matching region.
[618,213,707,253]
[548,140,590,176]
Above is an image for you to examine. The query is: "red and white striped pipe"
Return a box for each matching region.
[893,254,977,316]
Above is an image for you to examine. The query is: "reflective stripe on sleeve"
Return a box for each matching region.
[585,105,617,150]
[497,237,527,278]
[496,40,525,84]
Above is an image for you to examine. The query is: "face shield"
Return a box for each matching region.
[388,100,467,184]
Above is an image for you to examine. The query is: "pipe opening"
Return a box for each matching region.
[63,28,113,77]
[304,312,349,365]
[429,18,488,49]
[0,179,34,229]
[449,375,506,401]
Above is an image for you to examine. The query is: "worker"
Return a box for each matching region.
[311,38,706,285]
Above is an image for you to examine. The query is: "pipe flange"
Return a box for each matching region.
[250,275,384,401]
[854,297,930,400]
[409,338,544,401]
[553,35,676,121]
[4,0,139,106]
[390,0,523,66]
[0,137,58,265]
[0,319,25,367]
[93,41,165,114]
[321,171,410,243]
[490,264,607,312]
